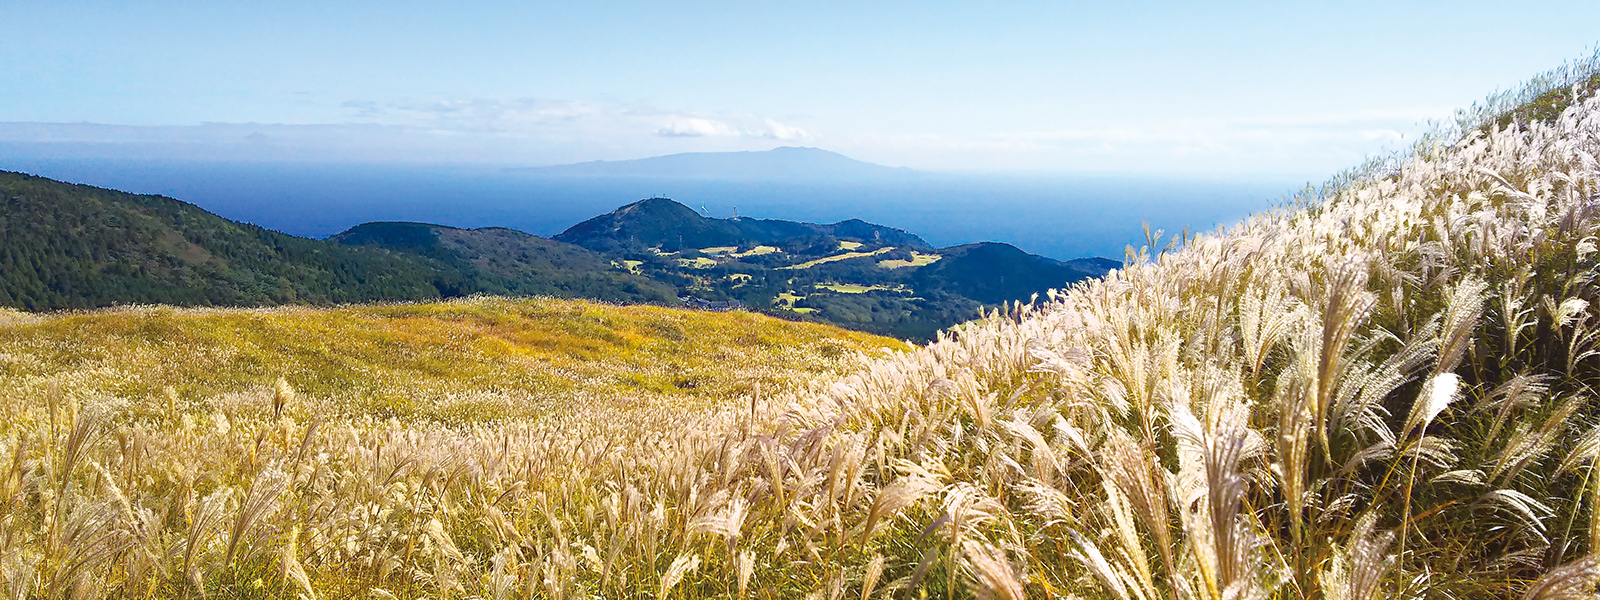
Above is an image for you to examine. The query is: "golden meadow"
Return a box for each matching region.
[6,72,1600,599]
[0,299,903,598]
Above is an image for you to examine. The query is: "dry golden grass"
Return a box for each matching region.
[776,247,895,270]
[0,296,901,427]
[7,65,1600,599]
[0,296,912,599]
[876,251,941,270]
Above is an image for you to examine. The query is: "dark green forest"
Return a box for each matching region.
[0,171,669,309]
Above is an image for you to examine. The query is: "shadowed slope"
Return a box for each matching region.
[0,170,449,309]
[332,221,676,303]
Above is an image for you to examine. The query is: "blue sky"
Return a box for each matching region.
[2,1,1598,176]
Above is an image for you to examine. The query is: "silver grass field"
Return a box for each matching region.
[5,70,1600,599]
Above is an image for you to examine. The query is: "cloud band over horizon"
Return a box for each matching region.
[0,97,1438,179]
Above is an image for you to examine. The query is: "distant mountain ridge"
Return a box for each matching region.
[515,146,918,179]
[0,171,670,309]
[0,170,1115,339]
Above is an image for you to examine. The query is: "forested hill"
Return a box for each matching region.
[330,222,676,302]
[533,197,1117,338]
[554,196,928,253]
[0,171,669,309]
[0,170,1118,338]
[909,242,1119,304]
[0,171,442,309]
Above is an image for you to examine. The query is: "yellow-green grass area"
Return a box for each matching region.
[611,259,644,274]
[813,283,904,294]
[731,245,781,257]
[676,256,718,268]
[877,251,942,269]
[727,273,752,286]
[0,295,902,599]
[837,240,863,250]
[0,296,905,427]
[773,291,819,314]
[698,246,738,255]
[777,246,895,270]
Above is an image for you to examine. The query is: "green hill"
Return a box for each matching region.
[0,172,674,310]
[908,242,1114,304]
[554,196,929,253]
[0,172,1114,339]
[0,170,448,309]
[552,197,1113,338]
[331,221,675,303]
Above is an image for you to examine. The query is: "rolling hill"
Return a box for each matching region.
[0,170,446,309]
[553,196,929,252]
[908,242,1118,304]
[0,170,681,310]
[0,172,1114,339]
[548,196,1113,338]
[330,221,676,302]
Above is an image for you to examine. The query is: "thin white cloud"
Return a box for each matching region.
[0,100,1438,176]
[338,98,809,142]
[0,98,816,166]
[656,116,738,137]
[762,118,808,140]
[652,116,809,139]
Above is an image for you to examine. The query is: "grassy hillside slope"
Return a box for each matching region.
[0,296,903,593]
[5,58,1599,600]
[0,297,900,426]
